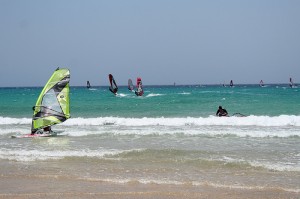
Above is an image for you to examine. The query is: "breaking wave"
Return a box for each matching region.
[1,115,300,127]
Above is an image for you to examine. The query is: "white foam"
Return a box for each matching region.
[178,92,191,95]
[2,115,300,127]
[249,161,300,172]
[116,93,128,97]
[145,93,165,97]
[80,177,300,193]
[0,117,30,125]
[1,116,300,137]
[63,115,300,127]
[217,156,300,172]
[0,148,129,162]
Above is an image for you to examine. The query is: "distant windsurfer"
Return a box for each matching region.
[128,79,134,91]
[135,77,144,96]
[289,78,293,88]
[108,74,118,95]
[216,106,228,117]
[135,84,143,96]
[260,80,264,87]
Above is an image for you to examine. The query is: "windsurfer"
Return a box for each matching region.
[135,78,144,96]
[108,74,118,94]
[216,106,228,117]
[135,87,143,96]
[31,126,52,135]
[289,78,293,88]
[31,129,36,135]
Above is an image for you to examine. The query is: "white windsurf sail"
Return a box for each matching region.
[128,79,134,91]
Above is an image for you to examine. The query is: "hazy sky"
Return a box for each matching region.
[0,0,299,87]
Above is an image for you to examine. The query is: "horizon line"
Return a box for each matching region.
[0,82,297,88]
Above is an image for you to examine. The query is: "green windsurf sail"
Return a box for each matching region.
[31,68,70,131]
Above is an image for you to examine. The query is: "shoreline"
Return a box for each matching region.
[0,178,298,199]
[0,171,298,199]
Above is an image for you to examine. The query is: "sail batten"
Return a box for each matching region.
[31,68,70,131]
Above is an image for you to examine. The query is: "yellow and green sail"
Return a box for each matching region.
[31,68,70,131]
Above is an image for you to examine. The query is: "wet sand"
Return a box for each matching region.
[0,161,298,199]
[0,175,298,199]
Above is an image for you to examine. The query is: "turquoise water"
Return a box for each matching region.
[0,85,299,192]
[0,85,299,118]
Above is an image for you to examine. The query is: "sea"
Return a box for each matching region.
[0,85,299,194]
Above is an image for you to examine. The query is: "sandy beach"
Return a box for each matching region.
[0,159,298,199]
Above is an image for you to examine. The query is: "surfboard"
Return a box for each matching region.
[11,132,57,138]
[11,68,71,138]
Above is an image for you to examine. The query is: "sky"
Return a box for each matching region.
[0,0,300,87]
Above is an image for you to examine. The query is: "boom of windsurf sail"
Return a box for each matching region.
[87,81,91,89]
[135,77,144,96]
[108,74,118,95]
[31,68,70,132]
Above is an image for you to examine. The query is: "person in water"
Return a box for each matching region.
[216,106,228,117]
[43,126,52,133]
[135,80,143,96]
[31,126,52,135]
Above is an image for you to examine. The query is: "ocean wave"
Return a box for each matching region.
[0,148,130,162]
[2,148,299,173]
[2,116,300,138]
[1,115,300,127]
[0,117,30,125]
[79,177,300,193]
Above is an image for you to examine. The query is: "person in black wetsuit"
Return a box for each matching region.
[43,126,52,133]
[216,106,228,117]
[31,126,52,135]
